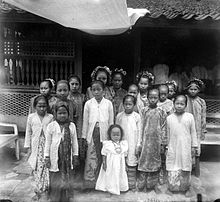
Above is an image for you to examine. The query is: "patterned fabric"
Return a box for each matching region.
[109,86,127,117]
[127,165,137,190]
[48,122,72,202]
[167,170,191,192]
[136,93,149,115]
[34,132,49,194]
[68,93,85,138]
[157,99,174,115]
[84,127,102,188]
[138,171,160,190]
[185,95,206,156]
[138,107,167,172]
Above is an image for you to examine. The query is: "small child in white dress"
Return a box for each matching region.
[95,124,129,195]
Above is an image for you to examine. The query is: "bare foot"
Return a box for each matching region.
[165,189,173,196]
[107,193,112,198]
[185,187,195,198]
[154,185,162,194]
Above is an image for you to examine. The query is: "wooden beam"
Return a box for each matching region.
[74,31,82,84]
[133,28,141,81]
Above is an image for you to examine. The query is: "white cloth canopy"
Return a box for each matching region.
[4,0,149,35]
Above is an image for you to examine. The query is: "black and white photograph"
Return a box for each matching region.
[0,0,220,202]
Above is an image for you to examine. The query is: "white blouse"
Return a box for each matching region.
[44,121,78,172]
[24,112,53,170]
[82,97,114,144]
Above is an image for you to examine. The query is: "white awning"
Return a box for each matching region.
[4,0,149,35]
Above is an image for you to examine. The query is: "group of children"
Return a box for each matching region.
[24,66,206,201]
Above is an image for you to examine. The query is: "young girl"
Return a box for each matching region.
[51,80,77,124]
[118,84,139,113]
[116,95,141,191]
[85,66,113,101]
[24,95,53,200]
[44,101,79,202]
[137,86,166,193]
[166,94,198,197]
[185,78,206,177]
[165,80,178,101]
[158,84,174,115]
[29,78,56,114]
[136,71,154,114]
[68,75,85,139]
[82,80,114,189]
[109,68,127,117]
[95,124,129,195]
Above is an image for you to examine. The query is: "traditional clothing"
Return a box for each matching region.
[116,111,141,189]
[85,86,113,102]
[24,112,53,193]
[166,112,198,192]
[29,95,56,114]
[44,121,78,202]
[137,106,166,189]
[109,86,127,117]
[95,140,129,195]
[82,97,114,188]
[185,95,206,156]
[157,99,174,115]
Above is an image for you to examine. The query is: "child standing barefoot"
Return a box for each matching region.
[116,95,141,191]
[185,78,206,177]
[44,101,79,202]
[82,80,114,189]
[136,71,154,114]
[24,95,53,200]
[166,94,198,197]
[137,86,167,194]
[95,124,129,195]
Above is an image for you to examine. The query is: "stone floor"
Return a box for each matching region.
[0,137,219,202]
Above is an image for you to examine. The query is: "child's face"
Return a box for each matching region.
[69,78,80,93]
[56,107,69,123]
[110,127,121,142]
[35,99,47,116]
[96,71,107,85]
[40,81,50,96]
[123,97,134,114]
[56,83,69,100]
[138,77,149,93]
[167,85,175,99]
[159,86,168,102]
[174,96,186,113]
[112,74,122,89]
[188,84,199,98]
[91,83,104,100]
[148,89,159,107]
[128,86,138,98]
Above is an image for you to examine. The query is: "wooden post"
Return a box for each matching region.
[74,31,82,83]
[133,28,141,81]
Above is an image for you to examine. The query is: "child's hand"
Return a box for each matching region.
[72,156,80,169]
[191,147,196,158]
[103,162,107,171]
[135,146,142,157]
[25,148,31,161]
[45,157,51,168]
